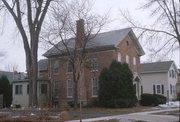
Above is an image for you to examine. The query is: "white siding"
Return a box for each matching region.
[12,82,29,107]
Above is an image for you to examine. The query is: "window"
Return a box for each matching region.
[15,85,22,95]
[170,84,172,94]
[53,60,59,74]
[27,84,29,94]
[133,56,136,72]
[125,41,129,46]
[53,80,59,97]
[169,71,171,77]
[67,61,73,73]
[153,84,164,94]
[67,79,73,97]
[172,70,175,78]
[117,53,121,62]
[141,86,143,94]
[41,84,47,95]
[126,55,129,64]
[156,85,161,94]
[91,58,98,71]
[92,77,98,97]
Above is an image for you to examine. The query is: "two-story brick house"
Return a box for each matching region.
[41,19,145,107]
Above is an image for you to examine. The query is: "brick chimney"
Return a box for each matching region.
[76,19,85,48]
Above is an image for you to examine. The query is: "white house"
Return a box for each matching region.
[12,79,29,107]
[140,61,178,100]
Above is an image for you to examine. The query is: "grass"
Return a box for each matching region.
[0,106,161,121]
[70,106,159,114]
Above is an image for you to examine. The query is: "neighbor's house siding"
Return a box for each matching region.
[141,72,168,97]
[12,82,29,107]
[141,63,178,100]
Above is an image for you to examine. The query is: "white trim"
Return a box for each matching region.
[91,77,98,97]
[67,79,73,98]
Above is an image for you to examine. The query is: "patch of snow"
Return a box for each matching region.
[30,113,35,116]
[159,101,179,108]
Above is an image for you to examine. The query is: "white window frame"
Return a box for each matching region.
[91,77,98,97]
[67,61,73,73]
[67,79,73,98]
[126,55,129,64]
[53,80,59,98]
[15,85,22,95]
[117,53,121,62]
[156,85,161,94]
[91,58,98,72]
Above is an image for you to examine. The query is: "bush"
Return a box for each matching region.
[98,61,137,108]
[140,94,166,106]
[154,94,166,104]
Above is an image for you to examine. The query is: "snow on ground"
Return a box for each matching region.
[159,101,180,108]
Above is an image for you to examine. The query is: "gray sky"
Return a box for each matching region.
[0,0,179,72]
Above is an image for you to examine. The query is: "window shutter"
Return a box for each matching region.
[153,85,156,94]
[161,85,164,94]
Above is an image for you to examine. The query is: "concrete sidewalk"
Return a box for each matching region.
[67,108,179,122]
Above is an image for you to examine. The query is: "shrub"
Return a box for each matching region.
[154,94,166,104]
[98,61,137,108]
[140,93,166,106]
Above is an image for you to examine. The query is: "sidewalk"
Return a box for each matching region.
[67,108,179,122]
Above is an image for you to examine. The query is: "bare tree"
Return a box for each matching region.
[120,0,180,61]
[0,0,52,106]
[5,63,19,72]
[41,0,109,110]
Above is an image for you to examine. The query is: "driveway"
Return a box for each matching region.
[67,108,179,122]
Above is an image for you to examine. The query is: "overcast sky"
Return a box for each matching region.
[0,0,179,72]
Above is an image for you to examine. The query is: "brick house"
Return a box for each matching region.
[40,19,145,107]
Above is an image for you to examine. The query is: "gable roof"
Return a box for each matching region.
[38,59,48,71]
[141,61,174,73]
[43,28,145,57]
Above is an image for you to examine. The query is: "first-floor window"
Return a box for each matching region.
[156,85,161,94]
[41,84,47,95]
[170,84,173,94]
[67,79,73,97]
[92,77,98,97]
[153,84,164,94]
[53,80,59,97]
[27,84,29,94]
[15,85,22,95]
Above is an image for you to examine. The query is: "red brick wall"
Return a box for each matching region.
[41,34,142,106]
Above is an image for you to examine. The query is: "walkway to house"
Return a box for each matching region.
[67,108,179,122]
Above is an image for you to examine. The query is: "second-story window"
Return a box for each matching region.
[118,53,121,62]
[126,55,129,65]
[172,70,175,78]
[169,70,171,77]
[67,61,73,73]
[133,56,137,72]
[91,58,98,71]
[53,60,59,74]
